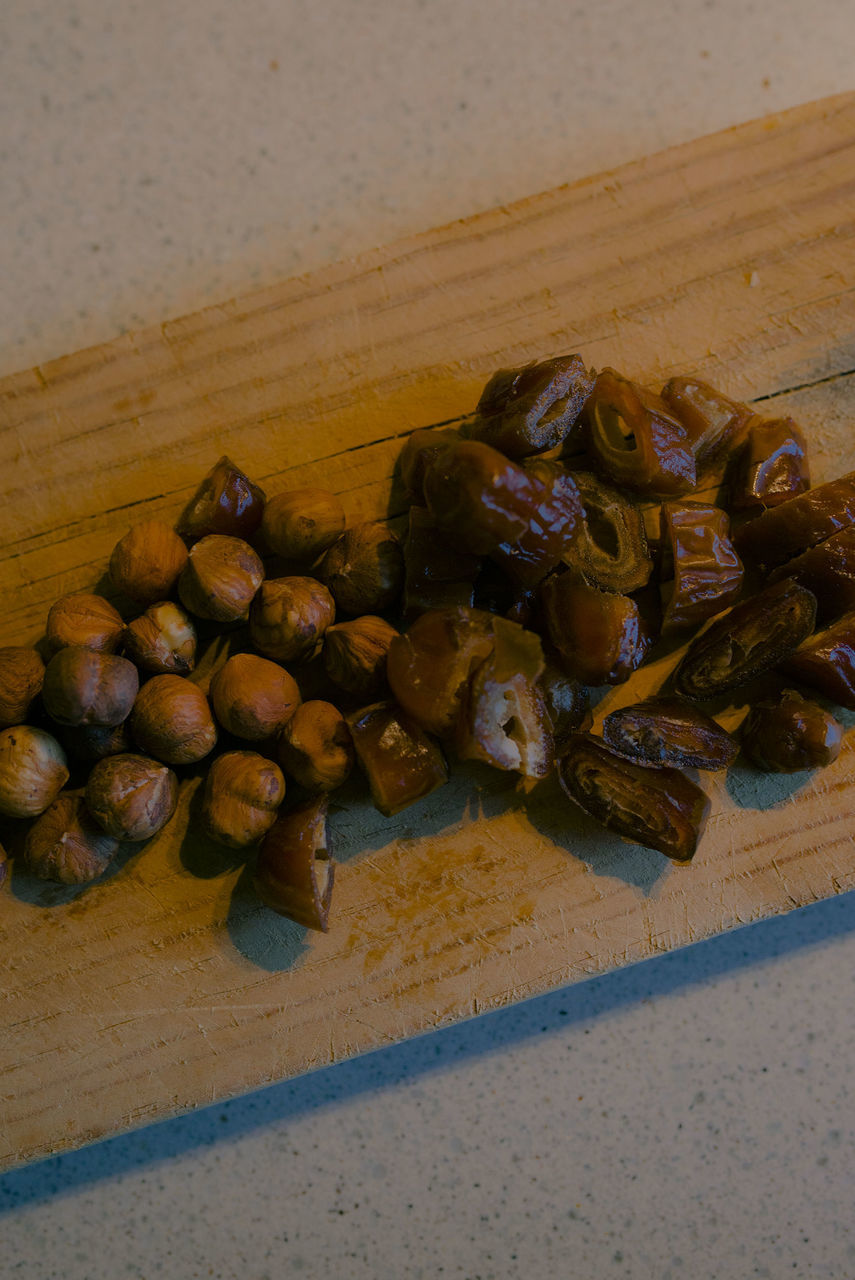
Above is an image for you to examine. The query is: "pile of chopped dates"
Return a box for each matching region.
[1,355,853,928]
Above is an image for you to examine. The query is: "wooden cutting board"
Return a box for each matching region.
[2,93,855,1172]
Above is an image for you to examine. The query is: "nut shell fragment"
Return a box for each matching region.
[24,791,119,884]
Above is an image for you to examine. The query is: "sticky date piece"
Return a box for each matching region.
[602,696,738,770]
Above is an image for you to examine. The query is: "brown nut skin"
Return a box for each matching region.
[581,368,697,498]
[323,616,399,698]
[249,577,336,663]
[557,734,710,862]
[674,580,818,701]
[781,611,855,709]
[734,470,855,568]
[178,534,265,623]
[130,674,217,764]
[0,725,69,818]
[347,701,448,817]
[741,689,843,773]
[24,791,120,884]
[45,592,125,654]
[277,700,354,792]
[0,646,45,728]
[386,607,497,738]
[254,795,333,931]
[540,573,653,686]
[319,523,404,616]
[729,417,810,510]
[176,455,266,543]
[123,601,197,675]
[261,488,346,562]
[42,647,140,727]
[660,501,743,633]
[465,354,596,458]
[109,520,189,604]
[85,752,179,841]
[602,696,738,770]
[659,375,754,473]
[201,751,286,848]
[210,653,300,740]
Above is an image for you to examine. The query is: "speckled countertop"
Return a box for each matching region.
[2,2,854,1277]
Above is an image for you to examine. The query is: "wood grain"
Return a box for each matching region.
[2,93,855,1171]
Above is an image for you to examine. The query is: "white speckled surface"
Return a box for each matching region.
[2,2,854,1277]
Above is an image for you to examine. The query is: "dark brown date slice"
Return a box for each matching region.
[466,354,596,458]
[176,456,266,542]
[660,501,743,632]
[768,525,855,624]
[581,368,696,498]
[780,611,855,709]
[561,470,653,594]
[728,417,810,510]
[659,375,754,472]
[346,701,448,817]
[673,580,817,701]
[733,470,855,568]
[557,734,710,862]
[254,797,333,931]
[741,689,842,773]
[602,696,738,770]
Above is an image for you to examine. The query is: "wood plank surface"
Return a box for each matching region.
[2,93,855,1171]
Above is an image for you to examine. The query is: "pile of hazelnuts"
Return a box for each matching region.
[0,458,411,930]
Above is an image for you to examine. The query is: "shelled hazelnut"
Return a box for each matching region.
[0,645,45,728]
[319,522,404,615]
[109,519,189,604]
[130,674,217,765]
[41,647,140,727]
[277,700,354,791]
[0,725,69,818]
[178,534,264,622]
[209,653,300,740]
[261,488,346,562]
[123,601,197,674]
[45,592,125,654]
[323,615,399,697]
[24,791,120,884]
[175,456,266,542]
[249,577,335,663]
[201,751,286,848]
[85,753,179,841]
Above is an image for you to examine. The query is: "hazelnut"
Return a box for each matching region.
[323,615,399,697]
[201,751,286,848]
[123,601,197,674]
[24,791,120,884]
[254,795,333,930]
[277,700,354,792]
[209,653,300,740]
[0,725,69,818]
[249,576,335,663]
[261,488,346,562]
[42,647,140,727]
[0,645,45,728]
[85,752,179,841]
[178,534,264,622]
[319,522,404,615]
[109,519,189,604]
[130,674,217,764]
[46,592,125,654]
[176,455,266,542]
